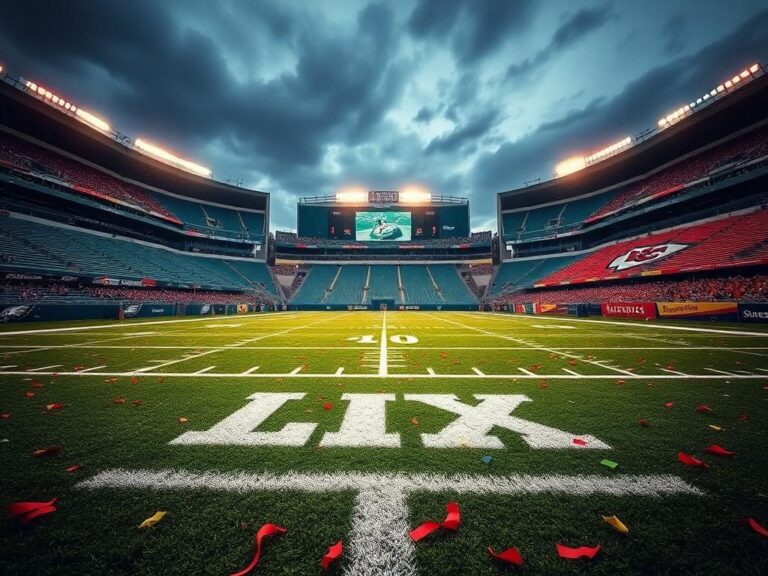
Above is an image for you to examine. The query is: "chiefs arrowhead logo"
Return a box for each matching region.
[607,242,689,272]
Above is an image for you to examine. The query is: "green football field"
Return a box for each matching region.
[1,310,767,575]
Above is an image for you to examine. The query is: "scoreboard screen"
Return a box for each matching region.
[368,190,399,203]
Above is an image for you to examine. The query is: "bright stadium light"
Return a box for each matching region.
[584,137,632,165]
[400,186,432,204]
[75,108,111,132]
[554,156,586,177]
[134,138,211,178]
[335,187,368,203]
[750,63,759,73]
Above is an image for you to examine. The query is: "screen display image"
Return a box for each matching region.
[355,211,412,241]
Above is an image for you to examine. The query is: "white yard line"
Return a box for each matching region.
[378,310,388,377]
[26,364,62,371]
[78,365,107,373]
[660,368,689,376]
[478,311,768,337]
[193,366,216,374]
[0,311,299,336]
[704,368,736,376]
[77,468,701,576]
[562,368,581,376]
[131,313,345,373]
[435,313,641,378]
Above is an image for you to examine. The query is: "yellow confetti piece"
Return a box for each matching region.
[708,424,722,431]
[138,511,167,529]
[602,514,629,535]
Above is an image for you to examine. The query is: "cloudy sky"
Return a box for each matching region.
[1,0,766,232]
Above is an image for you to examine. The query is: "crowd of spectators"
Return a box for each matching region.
[0,281,274,305]
[469,263,494,275]
[487,274,768,306]
[271,264,298,276]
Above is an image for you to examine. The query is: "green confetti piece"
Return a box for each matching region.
[601,459,619,469]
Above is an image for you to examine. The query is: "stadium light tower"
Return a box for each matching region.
[554,156,586,177]
[400,186,432,204]
[335,186,368,203]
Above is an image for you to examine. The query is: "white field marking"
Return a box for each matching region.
[0,365,17,368]
[241,367,260,375]
[77,468,700,576]
[193,366,216,374]
[131,313,346,373]
[478,311,768,337]
[0,311,299,336]
[426,367,436,375]
[437,313,641,378]
[378,311,388,377]
[518,368,536,376]
[147,359,172,363]
[78,365,106,373]
[26,364,62,371]
[757,368,768,373]
[471,367,485,375]
[204,323,242,328]
[734,370,754,375]
[404,394,610,449]
[562,368,581,376]
[660,368,689,376]
[1,369,765,380]
[335,367,345,375]
[320,394,400,447]
[170,393,316,447]
[531,324,575,329]
[705,368,736,376]
[591,360,637,377]
[290,366,303,375]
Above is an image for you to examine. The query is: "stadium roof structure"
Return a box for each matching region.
[0,71,268,211]
[298,192,468,206]
[498,64,768,211]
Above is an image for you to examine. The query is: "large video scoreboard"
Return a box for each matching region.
[297,194,470,241]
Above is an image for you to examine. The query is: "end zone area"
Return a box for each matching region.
[1,311,767,575]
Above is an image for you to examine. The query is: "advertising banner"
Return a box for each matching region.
[656,301,738,320]
[536,303,570,315]
[738,302,768,323]
[601,302,657,319]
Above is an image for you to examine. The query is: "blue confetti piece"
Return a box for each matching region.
[481,455,493,465]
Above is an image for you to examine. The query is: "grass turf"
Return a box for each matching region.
[1,310,767,575]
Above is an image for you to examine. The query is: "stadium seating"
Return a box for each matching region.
[538,210,768,285]
[589,125,768,219]
[400,266,442,304]
[0,131,177,220]
[490,274,768,305]
[502,192,617,238]
[427,265,478,304]
[1,216,277,294]
[291,266,339,304]
[324,265,368,304]
[366,265,400,303]
[490,255,579,294]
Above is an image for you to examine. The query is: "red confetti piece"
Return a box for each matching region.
[638,419,650,427]
[45,403,64,412]
[556,543,601,560]
[410,502,460,541]
[24,391,35,399]
[616,379,625,385]
[321,540,343,570]
[230,523,287,576]
[65,464,82,473]
[572,438,588,446]
[704,444,734,457]
[73,365,83,371]
[678,451,709,470]
[31,381,44,388]
[746,518,768,538]
[410,417,419,426]
[0,413,10,420]
[33,445,62,458]
[539,381,549,389]
[8,498,57,524]
[130,377,139,385]
[322,402,334,411]
[664,402,673,408]
[695,404,713,414]
[488,546,524,566]
[738,413,748,422]
[132,400,144,406]
[113,397,126,404]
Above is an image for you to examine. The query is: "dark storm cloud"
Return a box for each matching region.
[662,14,688,56]
[408,0,536,64]
[506,6,614,81]
[425,109,502,155]
[472,9,768,198]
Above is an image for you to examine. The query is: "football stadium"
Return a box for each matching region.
[1,5,768,576]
